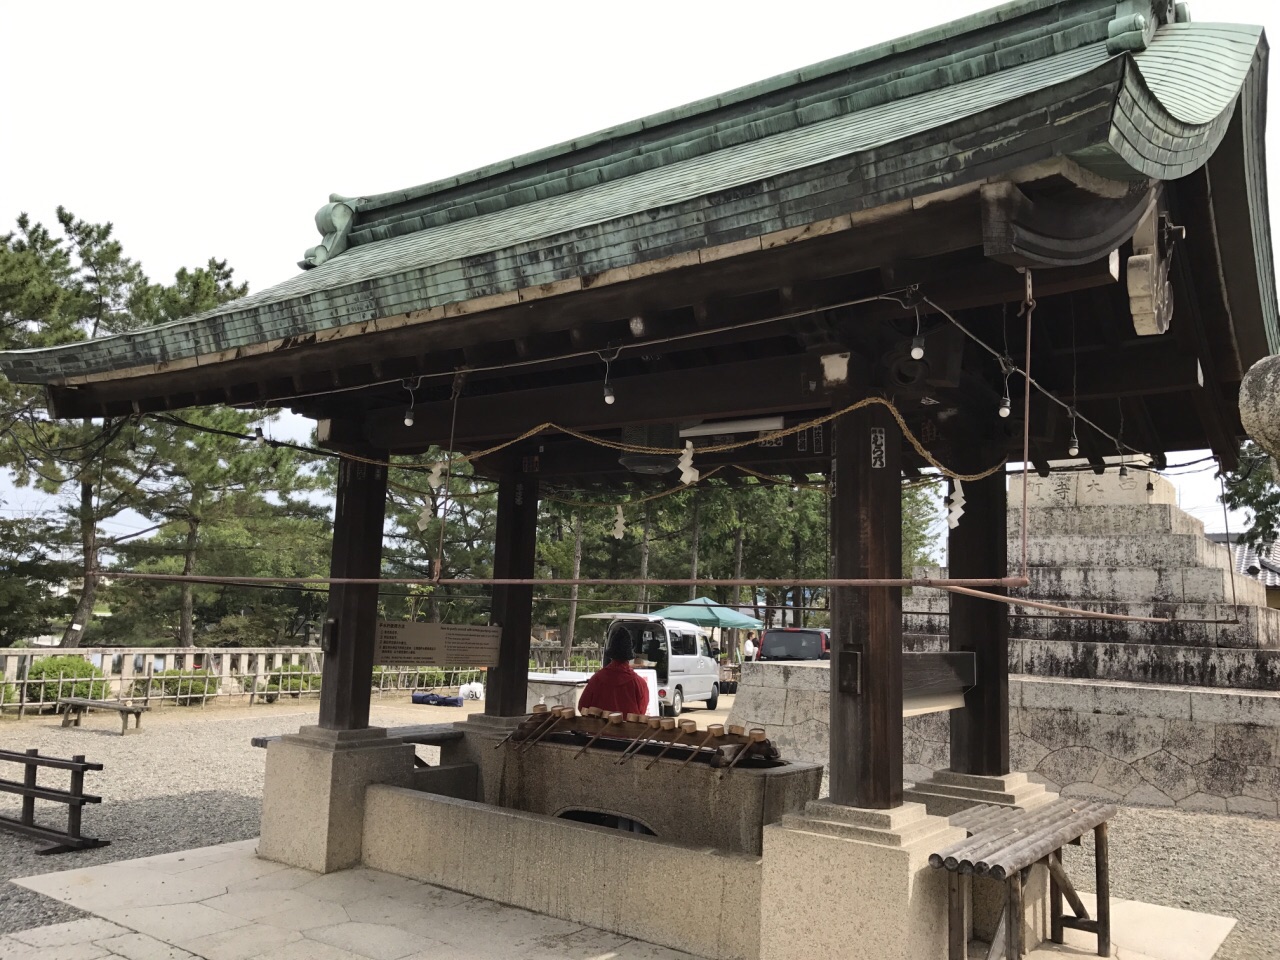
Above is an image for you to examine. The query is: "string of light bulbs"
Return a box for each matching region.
[918,292,1149,460]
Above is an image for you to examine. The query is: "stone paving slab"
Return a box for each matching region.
[9,841,1235,960]
[12,841,708,960]
[1025,893,1234,960]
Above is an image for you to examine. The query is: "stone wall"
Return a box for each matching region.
[730,663,1280,816]
[363,785,762,960]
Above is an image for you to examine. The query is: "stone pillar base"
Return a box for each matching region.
[259,726,415,874]
[904,769,1057,817]
[760,800,964,960]
[905,770,1056,949]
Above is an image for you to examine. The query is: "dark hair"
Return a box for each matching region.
[605,628,635,663]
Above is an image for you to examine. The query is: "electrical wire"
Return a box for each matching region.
[919,294,1148,459]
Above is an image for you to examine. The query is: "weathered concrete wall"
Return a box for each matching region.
[730,663,1280,817]
[363,785,762,960]
[903,630,1280,691]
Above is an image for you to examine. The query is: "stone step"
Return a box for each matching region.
[1006,534,1237,572]
[901,633,1280,690]
[904,600,1280,649]
[1006,503,1206,537]
[911,566,1265,605]
[1015,638,1280,690]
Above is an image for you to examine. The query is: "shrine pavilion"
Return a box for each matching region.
[2,1,1274,957]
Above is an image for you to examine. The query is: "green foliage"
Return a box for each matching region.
[268,664,322,696]
[24,656,107,702]
[132,669,221,705]
[1223,442,1280,548]
[381,456,495,626]
[0,208,270,649]
[0,514,77,646]
[371,665,458,690]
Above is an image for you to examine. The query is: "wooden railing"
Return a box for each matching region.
[0,747,108,853]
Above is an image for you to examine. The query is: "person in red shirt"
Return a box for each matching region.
[578,628,650,716]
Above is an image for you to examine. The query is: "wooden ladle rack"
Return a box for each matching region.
[496,704,779,770]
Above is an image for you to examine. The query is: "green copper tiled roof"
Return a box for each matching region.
[0,1,1273,386]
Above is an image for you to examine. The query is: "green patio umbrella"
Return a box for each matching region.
[648,597,763,629]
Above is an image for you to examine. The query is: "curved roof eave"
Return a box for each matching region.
[0,18,1272,389]
[1069,23,1263,181]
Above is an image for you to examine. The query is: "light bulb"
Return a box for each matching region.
[1068,439,1079,457]
[1146,479,1155,493]
[998,397,1012,418]
[603,383,616,405]
[254,426,265,447]
[403,408,415,427]
[1119,464,1129,478]
[910,336,926,361]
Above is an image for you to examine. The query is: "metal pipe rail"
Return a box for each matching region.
[0,748,109,854]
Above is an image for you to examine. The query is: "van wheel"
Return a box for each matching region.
[664,688,683,717]
[704,684,719,711]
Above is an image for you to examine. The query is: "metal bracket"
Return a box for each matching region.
[838,649,862,695]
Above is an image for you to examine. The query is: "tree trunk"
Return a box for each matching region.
[636,505,651,612]
[792,529,804,626]
[179,517,200,647]
[689,499,701,600]
[60,479,99,648]
[732,525,745,661]
[562,515,582,666]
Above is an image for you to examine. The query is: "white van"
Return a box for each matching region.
[581,613,721,716]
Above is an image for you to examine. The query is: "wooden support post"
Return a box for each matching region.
[949,444,1010,776]
[829,401,903,808]
[485,470,540,716]
[1050,849,1065,944]
[318,454,389,731]
[948,872,968,960]
[1095,822,1111,957]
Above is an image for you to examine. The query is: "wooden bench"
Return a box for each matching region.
[58,698,148,736]
[929,798,1118,960]
[251,723,464,768]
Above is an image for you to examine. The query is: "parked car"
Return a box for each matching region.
[580,613,721,715]
[754,627,830,661]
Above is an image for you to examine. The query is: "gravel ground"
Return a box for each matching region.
[3,703,1278,958]
[0,699,453,936]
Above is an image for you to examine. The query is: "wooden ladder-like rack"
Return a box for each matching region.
[0,748,109,854]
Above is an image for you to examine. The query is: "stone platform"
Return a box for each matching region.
[8,840,1235,960]
[905,473,1280,689]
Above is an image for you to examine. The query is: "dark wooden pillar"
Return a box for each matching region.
[829,401,903,808]
[948,446,1010,775]
[318,455,388,731]
[485,470,540,716]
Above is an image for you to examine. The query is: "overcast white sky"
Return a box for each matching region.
[1,0,1276,541]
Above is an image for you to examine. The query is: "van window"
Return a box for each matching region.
[759,629,826,660]
[697,636,711,658]
[671,633,696,656]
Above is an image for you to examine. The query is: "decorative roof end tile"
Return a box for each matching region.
[299,200,356,270]
[1107,0,1179,54]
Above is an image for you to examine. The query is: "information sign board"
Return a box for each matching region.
[373,621,502,667]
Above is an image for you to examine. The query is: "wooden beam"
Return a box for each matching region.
[318,451,388,731]
[829,398,903,808]
[948,443,1010,776]
[47,198,984,419]
[982,181,1154,267]
[365,354,833,451]
[490,424,834,478]
[485,470,540,717]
